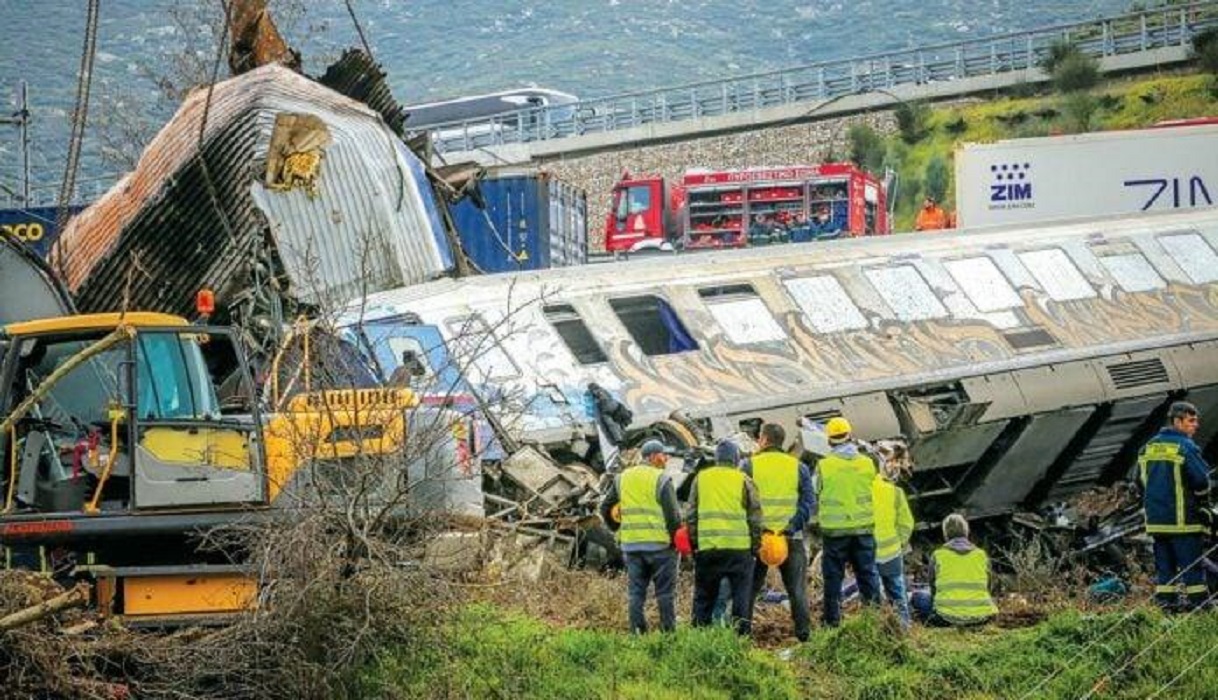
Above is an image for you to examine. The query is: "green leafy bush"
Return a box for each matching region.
[1192,27,1218,74]
[894,101,931,144]
[1051,51,1101,93]
[848,123,886,172]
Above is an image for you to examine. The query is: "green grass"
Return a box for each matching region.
[887,73,1218,231]
[362,604,1218,699]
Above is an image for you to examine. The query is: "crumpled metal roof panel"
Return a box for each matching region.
[55,65,451,320]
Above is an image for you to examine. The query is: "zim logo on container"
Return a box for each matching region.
[988,162,1034,210]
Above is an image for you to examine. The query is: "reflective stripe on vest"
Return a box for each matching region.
[1139,441,1204,535]
[752,451,800,532]
[619,466,669,546]
[933,547,997,624]
[872,477,902,562]
[697,466,749,551]
[817,452,877,535]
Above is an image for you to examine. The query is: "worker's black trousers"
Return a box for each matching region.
[750,536,810,641]
[623,548,677,633]
[821,533,882,626]
[692,549,755,635]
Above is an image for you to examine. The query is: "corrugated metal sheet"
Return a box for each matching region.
[547,176,587,268]
[317,49,409,136]
[450,173,586,274]
[53,65,452,320]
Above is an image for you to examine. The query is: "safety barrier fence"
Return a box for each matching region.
[427,2,1218,153]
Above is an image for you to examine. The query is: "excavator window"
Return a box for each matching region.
[135,332,220,420]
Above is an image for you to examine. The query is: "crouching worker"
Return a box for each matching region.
[688,439,763,635]
[910,514,998,627]
[600,440,683,633]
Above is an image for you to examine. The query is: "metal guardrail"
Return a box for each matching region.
[0,180,111,210]
[427,2,1218,154]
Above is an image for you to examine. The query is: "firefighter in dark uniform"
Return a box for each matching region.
[1139,401,1212,611]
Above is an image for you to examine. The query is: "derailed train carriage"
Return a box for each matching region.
[340,207,1218,522]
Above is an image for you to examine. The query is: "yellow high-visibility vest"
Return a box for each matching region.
[816,452,877,536]
[696,466,750,551]
[933,546,998,624]
[752,451,799,533]
[872,477,913,562]
[619,466,669,547]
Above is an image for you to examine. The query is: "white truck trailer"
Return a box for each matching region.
[955,121,1218,229]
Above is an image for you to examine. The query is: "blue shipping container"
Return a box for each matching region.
[0,205,86,258]
[451,173,587,273]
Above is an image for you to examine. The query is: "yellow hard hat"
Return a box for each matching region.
[759,531,789,567]
[826,416,852,440]
[610,503,622,524]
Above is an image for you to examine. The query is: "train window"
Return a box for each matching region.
[1158,232,1218,284]
[608,295,698,356]
[443,314,520,381]
[698,284,787,344]
[543,304,608,365]
[1099,253,1166,293]
[944,257,1022,312]
[782,276,868,333]
[1018,248,1096,301]
[865,266,948,321]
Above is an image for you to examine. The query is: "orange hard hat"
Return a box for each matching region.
[759,530,789,567]
[609,503,622,524]
[674,525,693,556]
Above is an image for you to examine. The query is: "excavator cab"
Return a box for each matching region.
[0,313,265,519]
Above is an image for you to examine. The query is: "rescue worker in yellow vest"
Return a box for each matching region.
[910,514,998,626]
[687,439,763,635]
[743,423,815,642]
[1138,401,1212,611]
[815,416,883,626]
[873,456,915,628]
[600,440,683,633]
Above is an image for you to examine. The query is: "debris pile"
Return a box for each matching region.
[0,571,127,699]
[52,63,454,363]
[482,445,615,574]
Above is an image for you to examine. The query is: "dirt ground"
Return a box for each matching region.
[471,536,1155,648]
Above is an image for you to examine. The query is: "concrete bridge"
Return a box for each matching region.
[429,2,1218,168]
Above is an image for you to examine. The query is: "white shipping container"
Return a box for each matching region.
[955,123,1218,229]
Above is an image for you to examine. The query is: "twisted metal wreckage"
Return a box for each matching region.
[7,1,1218,577]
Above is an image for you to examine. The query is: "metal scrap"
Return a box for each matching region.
[317,49,409,136]
[228,0,301,75]
[53,65,454,339]
[264,113,331,198]
[497,445,599,512]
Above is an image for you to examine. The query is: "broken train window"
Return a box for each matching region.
[543,304,608,365]
[697,284,787,344]
[1098,252,1166,293]
[782,275,868,333]
[865,265,948,321]
[443,314,520,383]
[1018,248,1095,301]
[1158,231,1218,285]
[943,256,1022,312]
[608,294,698,356]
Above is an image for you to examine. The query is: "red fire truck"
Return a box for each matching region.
[605,164,889,253]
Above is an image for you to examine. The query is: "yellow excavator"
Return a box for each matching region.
[0,241,478,622]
